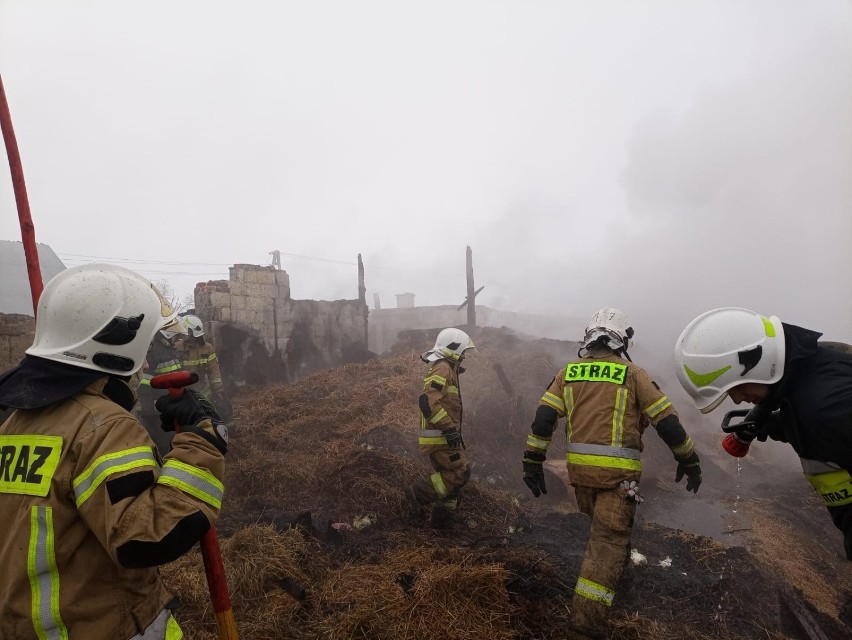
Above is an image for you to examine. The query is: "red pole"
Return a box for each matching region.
[0,74,43,315]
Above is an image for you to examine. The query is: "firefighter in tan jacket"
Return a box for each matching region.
[521,308,701,639]
[405,328,475,530]
[0,264,228,640]
[173,314,232,423]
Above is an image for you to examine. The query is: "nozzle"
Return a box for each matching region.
[722,433,751,458]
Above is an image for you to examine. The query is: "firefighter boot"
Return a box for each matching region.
[430,506,455,531]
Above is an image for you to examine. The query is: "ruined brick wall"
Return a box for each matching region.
[0,313,34,372]
[194,264,369,390]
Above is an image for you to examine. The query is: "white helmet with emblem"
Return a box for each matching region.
[421,327,476,363]
[674,307,785,414]
[180,314,204,338]
[582,307,634,351]
[26,263,182,375]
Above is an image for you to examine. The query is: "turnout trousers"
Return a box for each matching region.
[409,447,470,511]
[571,485,636,632]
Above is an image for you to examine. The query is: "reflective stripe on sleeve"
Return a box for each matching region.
[157,459,224,509]
[801,459,852,507]
[428,408,448,425]
[526,434,551,452]
[671,436,695,459]
[419,429,449,446]
[423,374,447,389]
[644,395,672,418]
[28,506,67,640]
[540,391,565,413]
[73,447,158,508]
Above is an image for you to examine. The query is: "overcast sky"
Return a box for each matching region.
[1,0,850,355]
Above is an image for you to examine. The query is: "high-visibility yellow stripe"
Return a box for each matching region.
[611,387,627,446]
[430,471,448,497]
[423,374,447,389]
[566,452,642,471]
[158,460,224,509]
[575,576,614,605]
[805,468,852,507]
[28,506,68,640]
[644,395,672,418]
[418,435,449,446]
[526,434,551,451]
[429,408,448,425]
[671,436,694,458]
[73,447,158,507]
[540,391,565,413]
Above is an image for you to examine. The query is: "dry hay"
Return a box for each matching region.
[162,526,517,640]
[743,496,852,619]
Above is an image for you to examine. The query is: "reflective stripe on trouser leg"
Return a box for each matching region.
[571,485,635,630]
[129,609,184,640]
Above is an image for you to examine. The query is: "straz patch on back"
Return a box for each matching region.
[565,362,627,384]
[0,435,63,497]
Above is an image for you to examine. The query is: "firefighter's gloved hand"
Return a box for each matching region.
[675,452,702,493]
[444,428,465,449]
[212,391,233,423]
[522,451,547,497]
[620,480,644,504]
[156,389,222,431]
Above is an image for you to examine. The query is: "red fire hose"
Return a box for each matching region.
[0,73,43,313]
[151,371,238,640]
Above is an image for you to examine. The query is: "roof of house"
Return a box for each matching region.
[0,241,66,315]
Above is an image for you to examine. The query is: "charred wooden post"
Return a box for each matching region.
[466,245,475,327]
[358,253,366,303]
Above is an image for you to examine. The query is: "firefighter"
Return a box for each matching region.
[405,327,476,530]
[173,314,232,423]
[135,327,185,454]
[674,307,852,561]
[0,264,228,640]
[521,308,701,639]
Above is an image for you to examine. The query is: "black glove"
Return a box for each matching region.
[156,390,228,455]
[212,392,233,423]
[156,389,221,431]
[522,451,547,497]
[675,452,702,493]
[444,428,465,449]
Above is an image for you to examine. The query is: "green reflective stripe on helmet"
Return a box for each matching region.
[804,468,852,507]
[683,364,731,388]
[761,316,776,337]
[73,447,158,507]
[28,506,67,640]
[575,576,615,605]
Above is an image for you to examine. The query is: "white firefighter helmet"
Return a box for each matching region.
[421,327,476,363]
[673,307,785,414]
[26,264,182,375]
[581,307,634,351]
[180,314,204,338]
